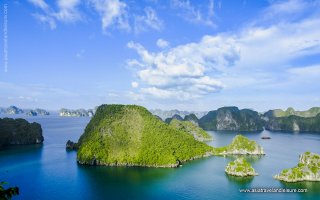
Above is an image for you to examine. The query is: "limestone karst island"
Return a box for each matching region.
[70,104,265,167]
[225,158,258,177]
[274,152,320,182]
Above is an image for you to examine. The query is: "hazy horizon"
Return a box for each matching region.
[1,103,319,114]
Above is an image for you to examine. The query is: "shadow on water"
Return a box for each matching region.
[0,144,44,195]
[0,144,43,155]
[225,173,254,187]
[77,164,177,200]
[0,144,44,167]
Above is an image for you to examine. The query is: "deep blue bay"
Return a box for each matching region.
[0,115,319,200]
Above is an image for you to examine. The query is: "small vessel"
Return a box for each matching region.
[261,136,271,139]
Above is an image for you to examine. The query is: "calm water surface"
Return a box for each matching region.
[0,115,319,200]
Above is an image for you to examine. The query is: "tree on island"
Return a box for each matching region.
[0,182,19,200]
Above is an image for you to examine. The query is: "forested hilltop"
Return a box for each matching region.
[0,118,43,148]
[75,104,264,167]
[77,104,213,167]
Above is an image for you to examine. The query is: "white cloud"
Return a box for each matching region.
[171,0,216,27]
[134,7,163,33]
[28,0,49,10]
[32,13,57,29]
[262,0,312,22]
[131,81,139,88]
[29,0,82,29]
[28,0,164,34]
[127,0,320,102]
[156,38,169,49]
[89,0,130,32]
[288,65,320,76]
[127,34,237,100]
[237,17,320,70]
[54,0,81,22]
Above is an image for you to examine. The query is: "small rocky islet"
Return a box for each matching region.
[214,135,265,155]
[274,152,320,182]
[225,158,258,177]
[59,108,95,117]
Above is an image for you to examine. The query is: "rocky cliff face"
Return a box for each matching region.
[0,118,44,148]
[199,107,264,131]
[274,152,320,182]
[149,109,207,121]
[26,108,50,116]
[225,158,258,177]
[6,106,23,114]
[265,114,320,132]
[66,140,78,150]
[59,108,94,117]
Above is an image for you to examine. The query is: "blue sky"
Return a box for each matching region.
[0,0,319,111]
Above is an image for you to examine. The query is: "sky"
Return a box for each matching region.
[0,0,319,112]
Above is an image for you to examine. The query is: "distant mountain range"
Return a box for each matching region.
[0,106,49,116]
[149,109,207,120]
[0,105,95,117]
[59,108,95,117]
[2,105,320,132]
[161,107,320,133]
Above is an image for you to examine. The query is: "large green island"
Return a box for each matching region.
[77,104,213,167]
[75,104,265,168]
[225,158,258,177]
[274,152,320,182]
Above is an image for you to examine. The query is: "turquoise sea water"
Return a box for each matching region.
[0,115,319,200]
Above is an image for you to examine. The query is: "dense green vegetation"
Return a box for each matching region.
[77,105,213,167]
[264,107,320,118]
[169,119,212,142]
[199,107,264,131]
[0,118,43,148]
[265,114,320,132]
[274,152,320,182]
[66,140,78,150]
[183,114,199,125]
[0,182,19,200]
[164,114,183,124]
[213,135,264,155]
[225,158,257,176]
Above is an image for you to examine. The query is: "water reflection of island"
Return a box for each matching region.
[223,155,264,164]
[280,181,320,194]
[225,173,254,186]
